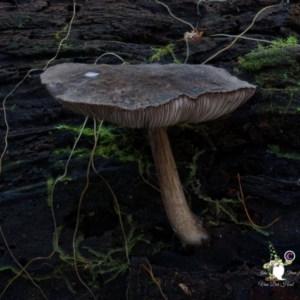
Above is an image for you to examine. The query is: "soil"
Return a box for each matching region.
[0,0,300,299]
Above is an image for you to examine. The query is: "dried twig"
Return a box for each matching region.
[237,174,280,229]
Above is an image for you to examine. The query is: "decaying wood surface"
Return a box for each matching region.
[0,0,300,299]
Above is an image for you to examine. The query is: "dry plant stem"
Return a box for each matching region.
[0,0,77,174]
[0,117,88,299]
[138,157,160,192]
[210,34,274,44]
[148,128,208,245]
[0,226,48,300]
[0,1,78,291]
[138,260,168,300]
[94,52,125,64]
[184,38,189,64]
[201,4,277,65]
[71,119,100,300]
[237,174,280,229]
[90,119,130,264]
[155,0,194,30]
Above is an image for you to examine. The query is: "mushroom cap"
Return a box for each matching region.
[41,63,256,128]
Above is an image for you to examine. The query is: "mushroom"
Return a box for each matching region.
[41,63,256,245]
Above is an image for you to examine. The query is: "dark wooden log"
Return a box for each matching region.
[0,0,300,299]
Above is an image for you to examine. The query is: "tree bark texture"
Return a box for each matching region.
[0,1,300,299]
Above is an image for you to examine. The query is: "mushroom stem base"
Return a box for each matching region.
[148,127,209,245]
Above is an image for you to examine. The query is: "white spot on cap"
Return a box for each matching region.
[84,72,99,78]
[46,83,65,97]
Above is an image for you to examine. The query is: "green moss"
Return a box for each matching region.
[267,144,300,161]
[199,195,269,236]
[46,176,72,206]
[238,36,299,71]
[60,44,74,51]
[54,123,139,163]
[186,149,269,236]
[239,36,300,114]
[149,43,181,64]
[54,215,150,290]
[55,24,69,40]
[186,149,206,184]
[56,124,100,137]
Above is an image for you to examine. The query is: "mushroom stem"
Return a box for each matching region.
[148,127,209,245]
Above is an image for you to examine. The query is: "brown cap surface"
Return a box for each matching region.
[41,63,256,128]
